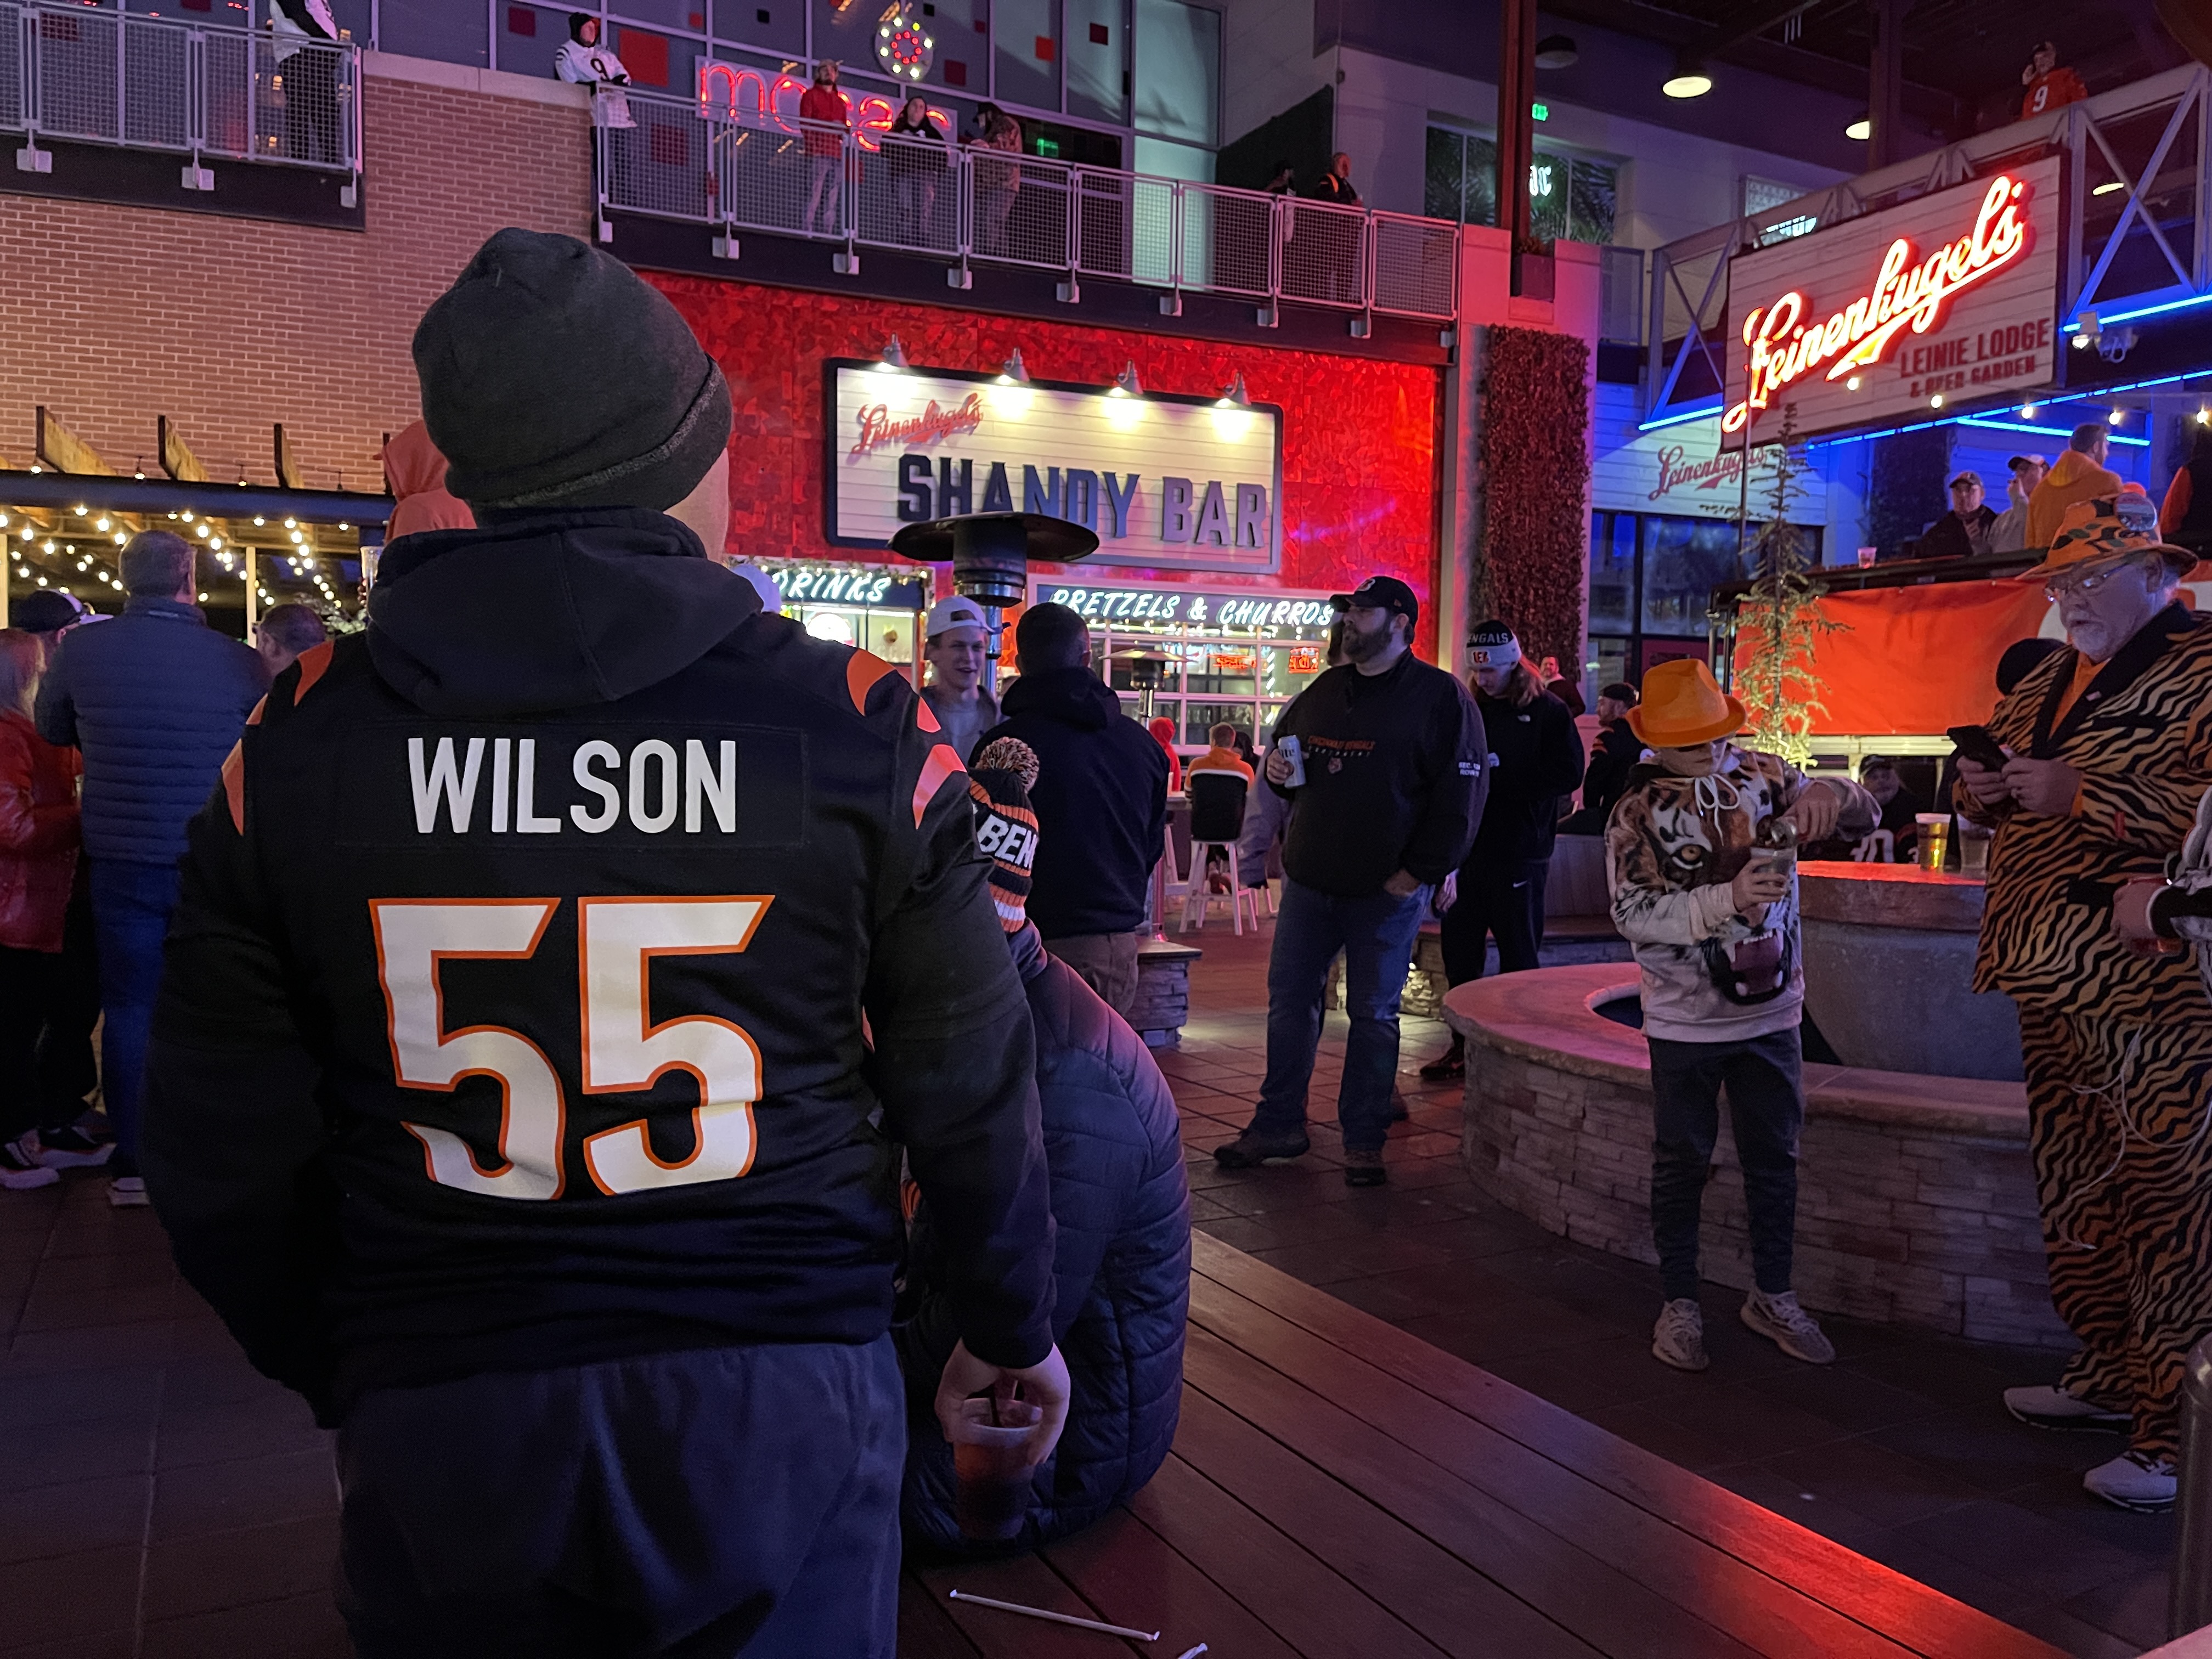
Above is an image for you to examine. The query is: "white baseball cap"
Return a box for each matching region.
[926,595,989,638]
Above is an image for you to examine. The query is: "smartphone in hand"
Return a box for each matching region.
[1946,724,2011,771]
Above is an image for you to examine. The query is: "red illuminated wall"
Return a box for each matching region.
[645,275,1446,654]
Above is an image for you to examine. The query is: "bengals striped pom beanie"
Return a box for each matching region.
[969,737,1040,932]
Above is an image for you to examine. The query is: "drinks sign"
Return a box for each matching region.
[825,363,1284,574]
[1722,157,2061,444]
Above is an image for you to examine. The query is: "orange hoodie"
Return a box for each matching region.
[382,420,475,541]
[2024,448,2122,552]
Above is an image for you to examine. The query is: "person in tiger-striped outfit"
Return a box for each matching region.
[1956,494,2212,1513]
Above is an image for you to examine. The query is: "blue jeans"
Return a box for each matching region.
[1646,1029,1804,1303]
[338,1338,904,1657]
[1252,877,1431,1154]
[89,857,183,1174]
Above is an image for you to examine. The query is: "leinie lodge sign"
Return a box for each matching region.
[825,363,1284,574]
[1722,157,2062,444]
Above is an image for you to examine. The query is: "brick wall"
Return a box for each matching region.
[0,63,591,492]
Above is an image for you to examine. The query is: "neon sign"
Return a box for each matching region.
[697,63,952,155]
[1723,173,2033,433]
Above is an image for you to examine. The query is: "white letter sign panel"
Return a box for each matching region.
[1722,155,2062,447]
[825,362,1285,575]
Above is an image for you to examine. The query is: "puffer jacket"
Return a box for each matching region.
[34,598,265,865]
[0,708,81,951]
[896,923,1190,1553]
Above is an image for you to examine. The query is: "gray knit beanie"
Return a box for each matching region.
[412,228,732,512]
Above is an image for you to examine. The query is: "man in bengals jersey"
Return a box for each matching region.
[1958,494,2212,1513]
[139,229,1065,1653]
[2019,40,2089,121]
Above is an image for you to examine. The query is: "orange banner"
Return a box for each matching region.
[1733,578,2053,735]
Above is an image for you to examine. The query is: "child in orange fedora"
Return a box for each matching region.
[1607,658,1876,1374]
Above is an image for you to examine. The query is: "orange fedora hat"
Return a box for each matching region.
[1627,658,1746,748]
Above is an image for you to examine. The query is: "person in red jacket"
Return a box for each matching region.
[799,60,850,235]
[2021,41,2088,120]
[0,630,100,1190]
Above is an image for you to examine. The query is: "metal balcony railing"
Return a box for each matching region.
[597,89,1461,325]
[1,3,359,180]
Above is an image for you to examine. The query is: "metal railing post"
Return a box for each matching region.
[2173,1336,2212,1639]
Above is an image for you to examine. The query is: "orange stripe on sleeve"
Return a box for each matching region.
[245,694,267,728]
[912,743,967,826]
[847,649,899,713]
[917,697,941,733]
[220,741,245,833]
[292,640,334,704]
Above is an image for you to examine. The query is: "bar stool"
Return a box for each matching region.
[1180,771,1261,935]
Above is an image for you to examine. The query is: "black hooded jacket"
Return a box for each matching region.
[142,510,1056,1423]
[978,667,1168,938]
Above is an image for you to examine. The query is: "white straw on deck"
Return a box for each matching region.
[945,1589,1160,1641]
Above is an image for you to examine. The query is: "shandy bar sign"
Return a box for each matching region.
[825,362,1284,574]
[1722,155,2062,444]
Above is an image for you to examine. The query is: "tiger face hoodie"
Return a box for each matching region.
[1605,744,1874,1043]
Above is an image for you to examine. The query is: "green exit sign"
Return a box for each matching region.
[1531,102,1549,120]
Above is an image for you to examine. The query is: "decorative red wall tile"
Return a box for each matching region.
[647,274,1445,653]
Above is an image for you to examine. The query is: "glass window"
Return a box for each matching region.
[380,0,487,65]
[1639,516,1745,637]
[713,0,804,56]
[1065,0,1125,123]
[1588,511,1634,633]
[612,0,707,29]
[1585,636,1630,712]
[1132,0,1216,145]
[609,24,701,88]
[1462,134,1498,228]
[919,0,987,94]
[495,4,573,78]
[1184,702,1253,745]
[1423,127,1464,222]
[1568,156,1616,244]
[1528,148,1567,245]
[992,0,1057,112]
[1184,641,1257,697]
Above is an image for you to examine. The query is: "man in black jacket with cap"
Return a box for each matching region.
[1214,577,1485,1186]
[140,228,1064,1657]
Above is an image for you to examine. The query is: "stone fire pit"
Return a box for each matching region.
[1444,963,2067,1346]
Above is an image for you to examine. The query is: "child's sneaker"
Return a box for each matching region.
[1741,1288,1835,1364]
[0,1138,60,1190]
[1652,1298,1708,1371]
[107,1176,149,1209]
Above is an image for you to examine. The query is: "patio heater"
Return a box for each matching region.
[889,510,1099,697]
[1111,647,1174,721]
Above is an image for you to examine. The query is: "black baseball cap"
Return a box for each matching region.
[1329,575,1419,624]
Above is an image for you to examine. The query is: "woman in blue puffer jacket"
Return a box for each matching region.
[894,742,1191,1553]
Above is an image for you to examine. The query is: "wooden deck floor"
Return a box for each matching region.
[902,1233,2072,1659]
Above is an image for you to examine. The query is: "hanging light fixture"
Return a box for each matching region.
[995,348,1030,386]
[1108,362,1143,398]
[1662,57,1712,98]
[1844,116,1872,140]
[1214,372,1251,409]
[877,335,910,372]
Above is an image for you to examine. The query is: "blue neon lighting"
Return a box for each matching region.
[2063,290,2212,331]
[1957,416,2151,448]
[1635,400,1723,433]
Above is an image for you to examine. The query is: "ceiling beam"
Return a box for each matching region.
[1540,0,1962,126]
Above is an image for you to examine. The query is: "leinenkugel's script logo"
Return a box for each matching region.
[1723,173,2033,434]
[850,393,985,457]
[1650,443,1746,500]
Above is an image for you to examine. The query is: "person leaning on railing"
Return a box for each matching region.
[969,103,1024,258]
[269,0,342,166]
[799,61,851,235]
[887,95,951,246]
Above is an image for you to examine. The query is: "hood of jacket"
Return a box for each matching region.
[381,420,476,539]
[1000,664,1120,731]
[2045,449,2115,491]
[366,508,758,719]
